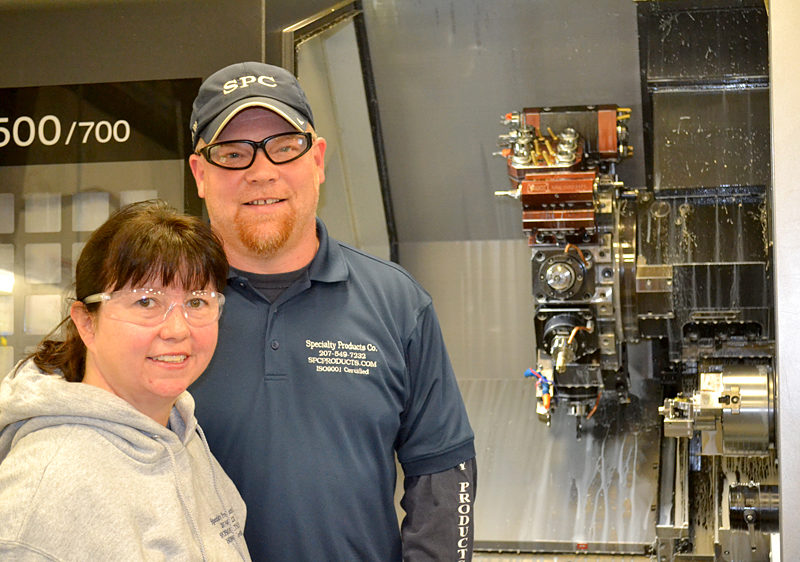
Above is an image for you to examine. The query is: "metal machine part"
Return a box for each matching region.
[637,3,777,556]
[496,105,633,432]
[729,483,779,534]
[660,364,774,455]
[491,3,775,559]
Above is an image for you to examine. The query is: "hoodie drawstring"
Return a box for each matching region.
[196,425,249,560]
[154,434,208,562]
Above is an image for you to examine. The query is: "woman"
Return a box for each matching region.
[0,200,250,561]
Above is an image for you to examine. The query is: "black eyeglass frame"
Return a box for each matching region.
[196,131,315,170]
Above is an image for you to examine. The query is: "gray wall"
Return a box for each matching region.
[770,0,800,556]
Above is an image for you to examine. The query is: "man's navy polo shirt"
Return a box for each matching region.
[190,219,475,561]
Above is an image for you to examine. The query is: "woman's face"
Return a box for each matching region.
[72,279,219,424]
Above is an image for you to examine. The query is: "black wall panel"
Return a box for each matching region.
[0,0,341,88]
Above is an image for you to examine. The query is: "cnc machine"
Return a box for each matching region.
[492,2,776,559]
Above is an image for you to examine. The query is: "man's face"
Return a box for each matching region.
[189,108,326,272]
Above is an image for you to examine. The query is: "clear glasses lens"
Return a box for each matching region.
[204,132,312,169]
[87,289,224,326]
[207,142,255,168]
[265,133,311,163]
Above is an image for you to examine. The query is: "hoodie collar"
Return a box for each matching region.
[0,360,198,461]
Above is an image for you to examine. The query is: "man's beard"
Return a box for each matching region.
[235,214,295,258]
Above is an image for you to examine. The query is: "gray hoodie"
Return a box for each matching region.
[0,360,251,561]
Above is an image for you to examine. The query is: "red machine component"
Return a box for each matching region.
[521,105,622,160]
[495,105,631,245]
[517,170,596,243]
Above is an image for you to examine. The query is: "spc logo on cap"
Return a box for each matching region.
[222,75,278,95]
[190,62,315,149]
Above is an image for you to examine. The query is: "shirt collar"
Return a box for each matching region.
[309,218,349,283]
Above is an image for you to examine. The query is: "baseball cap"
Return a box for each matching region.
[190,61,315,149]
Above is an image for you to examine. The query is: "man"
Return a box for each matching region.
[188,61,476,561]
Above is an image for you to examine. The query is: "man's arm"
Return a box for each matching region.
[400,457,477,561]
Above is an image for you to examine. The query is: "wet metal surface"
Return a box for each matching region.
[462,354,662,552]
[652,89,770,191]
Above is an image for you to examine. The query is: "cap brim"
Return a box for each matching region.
[201,97,310,145]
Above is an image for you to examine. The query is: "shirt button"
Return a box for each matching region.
[270,340,280,350]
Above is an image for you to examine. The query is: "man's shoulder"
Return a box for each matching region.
[332,240,431,300]
[335,240,407,274]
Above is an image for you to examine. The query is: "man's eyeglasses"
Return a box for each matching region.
[83,288,225,327]
[196,132,314,170]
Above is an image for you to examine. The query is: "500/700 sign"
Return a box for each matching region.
[0,115,130,147]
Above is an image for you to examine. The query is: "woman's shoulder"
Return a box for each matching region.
[0,424,107,488]
[0,422,143,498]
[0,425,111,541]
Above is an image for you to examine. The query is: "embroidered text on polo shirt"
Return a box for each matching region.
[305,339,381,375]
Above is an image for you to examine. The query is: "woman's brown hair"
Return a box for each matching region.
[23,199,228,382]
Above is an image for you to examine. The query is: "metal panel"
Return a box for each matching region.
[651,89,770,191]
[771,0,800,558]
[362,0,645,243]
[461,363,661,551]
[640,2,768,85]
[398,239,535,381]
[297,17,391,260]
